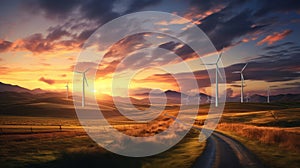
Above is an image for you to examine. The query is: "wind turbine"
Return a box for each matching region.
[202,52,223,107]
[267,86,270,103]
[206,95,211,104]
[65,82,69,99]
[245,93,250,103]
[233,63,248,103]
[75,68,90,107]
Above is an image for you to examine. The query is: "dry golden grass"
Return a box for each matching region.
[217,123,300,152]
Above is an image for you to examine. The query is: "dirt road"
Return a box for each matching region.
[193,131,265,168]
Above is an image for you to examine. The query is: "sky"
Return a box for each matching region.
[0,0,299,98]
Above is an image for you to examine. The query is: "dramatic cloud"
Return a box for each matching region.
[22,33,54,53]
[1,0,299,94]
[39,77,55,85]
[189,0,297,50]
[225,41,300,83]
[46,26,71,41]
[225,61,299,83]
[254,0,300,16]
[138,42,300,91]
[0,40,12,52]
[125,0,163,13]
[79,0,119,23]
[257,30,293,46]
[25,0,82,19]
[25,0,164,24]
[1,27,85,53]
[202,10,266,50]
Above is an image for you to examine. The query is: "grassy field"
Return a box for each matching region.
[215,102,300,168]
[0,129,205,168]
[0,100,299,168]
[217,128,300,168]
[0,99,206,168]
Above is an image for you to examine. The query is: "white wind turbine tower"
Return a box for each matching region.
[65,82,69,99]
[233,63,248,103]
[202,52,223,107]
[267,86,271,103]
[75,68,90,107]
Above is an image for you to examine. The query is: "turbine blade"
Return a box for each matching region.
[200,63,216,65]
[241,73,244,81]
[216,66,224,81]
[232,71,241,73]
[84,68,90,73]
[216,52,223,63]
[83,76,89,87]
[241,63,248,72]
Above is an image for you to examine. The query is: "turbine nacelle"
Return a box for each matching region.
[75,68,90,87]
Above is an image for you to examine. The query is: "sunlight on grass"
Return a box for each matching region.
[218,129,300,168]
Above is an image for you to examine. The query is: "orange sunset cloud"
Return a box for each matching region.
[257,29,292,46]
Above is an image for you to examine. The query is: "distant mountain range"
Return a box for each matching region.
[133,89,300,104]
[0,82,47,94]
[223,93,300,103]
[0,81,299,103]
[137,90,212,104]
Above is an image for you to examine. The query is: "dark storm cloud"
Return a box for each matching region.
[24,0,118,23]
[125,0,163,13]
[22,0,296,54]
[76,28,97,41]
[199,9,266,50]
[189,0,298,50]
[174,44,196,60]
[79,0,119,23]
[24,0,165,24]
[190,0,222,11]
[26,0,82,19]
[254,0,300,17]
[46,26,71,41]
[158,41,199,61]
